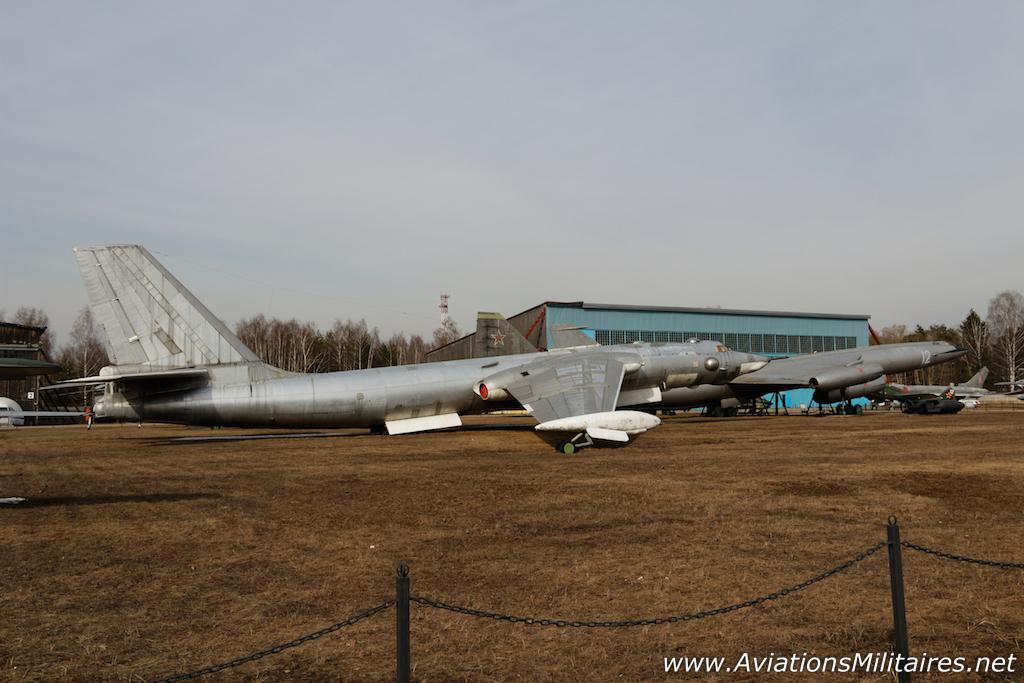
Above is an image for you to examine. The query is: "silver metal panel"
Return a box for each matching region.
[74,245,258,369]
[506,354,627,424]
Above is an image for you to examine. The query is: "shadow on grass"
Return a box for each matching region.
[138,431,366,446]
[4,492,221,508]
[138,423,536,445]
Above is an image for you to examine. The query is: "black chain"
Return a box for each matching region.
[146,600,393,683]
[411,543,885,628]
[901,541,1024,570]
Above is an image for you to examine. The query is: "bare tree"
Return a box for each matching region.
[325,320,357,371]
[57,307,109,379]
[236,314,271,364]
[959,309,989,375]
[874,324,907,344]
[239,315,432,372]
[986,290,1024,387]
[406,335,428,365]
[13,306,54,355]
[432,318,461,350]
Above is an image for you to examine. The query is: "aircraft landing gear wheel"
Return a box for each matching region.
[853,405,864,415]
[836,405,845,415]
[559,442,576,455]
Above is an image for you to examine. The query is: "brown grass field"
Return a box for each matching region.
[2,410,1023,682]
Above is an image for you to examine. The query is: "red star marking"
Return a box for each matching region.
[490,331,505,347]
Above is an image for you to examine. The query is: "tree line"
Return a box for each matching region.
[875,289,1024,389]
[234,315,438,373]
[0,306,462,379]
[6,290,1023,391]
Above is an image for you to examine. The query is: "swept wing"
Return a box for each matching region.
[504,352,633,423]
[476,350,658,444]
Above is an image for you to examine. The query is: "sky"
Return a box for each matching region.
[2,1,1023,346]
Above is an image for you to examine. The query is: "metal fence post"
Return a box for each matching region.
[396,564,410,683]
[886,517,911,683]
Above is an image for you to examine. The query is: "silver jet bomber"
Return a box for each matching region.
[641,341,967,415]
[58,246,769,451]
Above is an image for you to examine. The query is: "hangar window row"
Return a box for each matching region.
[593,330,858,354]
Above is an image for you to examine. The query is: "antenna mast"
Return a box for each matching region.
[438,293,450,326]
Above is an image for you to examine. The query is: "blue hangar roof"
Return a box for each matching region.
[425,301,871,362]
[537,302,871,356]
[543,301,870,321]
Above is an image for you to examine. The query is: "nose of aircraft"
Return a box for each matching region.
[933,343,968,363]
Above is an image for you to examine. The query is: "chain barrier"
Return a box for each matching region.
[901,541,1024,570]
[146,600,393,683]
[132,535,1022,680]
[411,542,885,628]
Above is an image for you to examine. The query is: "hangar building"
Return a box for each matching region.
[427,301,871,408]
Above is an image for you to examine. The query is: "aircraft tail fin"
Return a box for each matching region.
[963,367,989,388]
[474,312,538,357]
[74,245,260,369]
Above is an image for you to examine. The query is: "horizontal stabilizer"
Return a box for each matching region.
[385,413,462,435]
[43,367,210,388]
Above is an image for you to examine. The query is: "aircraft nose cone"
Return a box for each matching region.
[944,345,969,358]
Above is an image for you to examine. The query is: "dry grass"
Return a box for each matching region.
[2,411,1023,682]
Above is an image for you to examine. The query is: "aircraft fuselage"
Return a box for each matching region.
[96,342,763,429]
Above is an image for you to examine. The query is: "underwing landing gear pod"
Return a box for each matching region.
[536,410,661,453]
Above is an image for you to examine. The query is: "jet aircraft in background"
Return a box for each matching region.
[636,342,966,415]
[51,245,770,452]
[0,397,84,426]
[391,307,967,418]
[993,375,1024,393]
[882,367,992,402]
